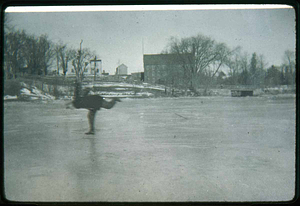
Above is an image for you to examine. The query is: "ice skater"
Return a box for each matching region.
[67,82,121,135]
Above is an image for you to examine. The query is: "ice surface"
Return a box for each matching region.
[4,96,296,202]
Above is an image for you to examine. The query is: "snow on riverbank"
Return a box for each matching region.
[4,80,296,102]
[4,95,18,101]
[84,82,166,91]
[4,85,55,101]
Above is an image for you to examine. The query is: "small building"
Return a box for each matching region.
[116,64,128,75]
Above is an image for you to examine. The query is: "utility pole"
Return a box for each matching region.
[94,55,97,81]
[56,52,59,76]
[77,40,83,81]
[79,40,83,65]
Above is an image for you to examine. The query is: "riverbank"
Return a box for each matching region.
[4,79,296,102]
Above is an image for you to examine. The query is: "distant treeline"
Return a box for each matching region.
[160,35,295,93]
[4,14,295,91]
[4,14,96,81]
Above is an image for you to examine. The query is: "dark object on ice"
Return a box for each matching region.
[231,89,253,97]
[71,82,121,135]
[175,113,188,120]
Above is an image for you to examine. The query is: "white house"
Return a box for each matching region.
[115,64,128,75]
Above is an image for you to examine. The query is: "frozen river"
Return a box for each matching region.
[4,96,296,202]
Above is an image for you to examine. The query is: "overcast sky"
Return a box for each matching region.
[6,5,296,74]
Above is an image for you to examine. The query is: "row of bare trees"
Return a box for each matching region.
[161,34,295,92]
[4,30,53,78]
[54,40,95,81]
[4,15,95,81]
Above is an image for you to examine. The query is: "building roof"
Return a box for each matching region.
[143,53,194,65]
[117,64,128,69]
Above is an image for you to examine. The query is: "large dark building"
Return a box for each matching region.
[143,53,193,85]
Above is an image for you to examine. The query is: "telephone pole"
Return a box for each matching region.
[93,56,97,81]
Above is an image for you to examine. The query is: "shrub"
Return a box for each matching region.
[53,85,61,100]
[4,79,22,96]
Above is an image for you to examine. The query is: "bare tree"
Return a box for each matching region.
[37,34,54,75]
[21,33,54,75]
[71,40,94,82]
[236,52,251,85]
[54,44,61,75]
[283,50,295,68]
[22,34,37,74]
[165,34,233,94]
[54,42,75,77]
[256,54,267,86]
[4,30,27,79]
[166,35,218,91]
[203,43,233,94]
[224,46,243,85]
[4,12,14,33]
[282,50,295,85]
